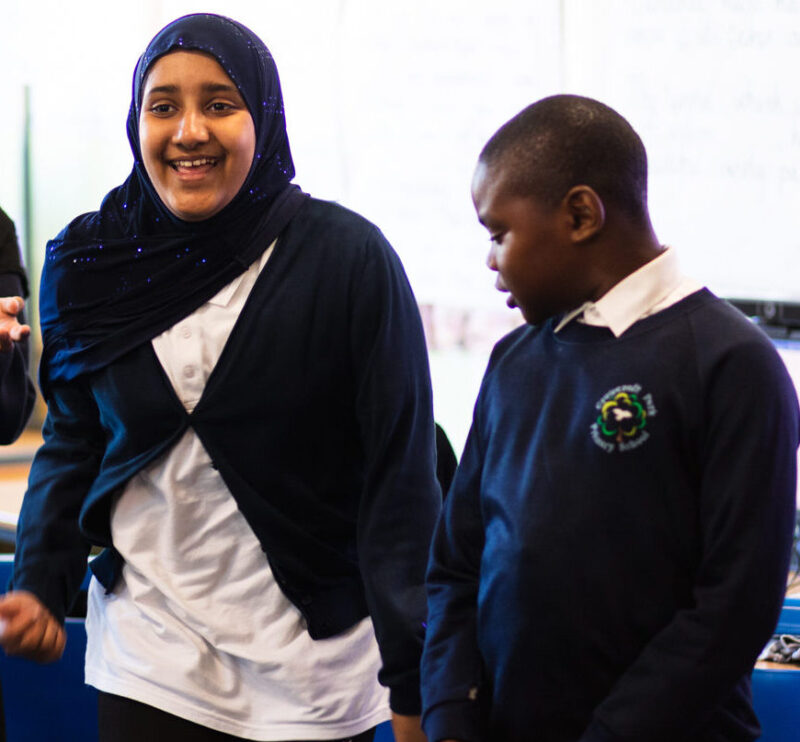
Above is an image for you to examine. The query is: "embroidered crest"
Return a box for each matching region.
[590,384,657,453]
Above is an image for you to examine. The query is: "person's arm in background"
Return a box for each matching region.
[349,227,441,742]
[0,206,35,444]
[0,278,34,445]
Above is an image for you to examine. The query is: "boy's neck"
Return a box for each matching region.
[587,216,663,302]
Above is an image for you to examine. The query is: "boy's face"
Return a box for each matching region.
[471,161,584,325]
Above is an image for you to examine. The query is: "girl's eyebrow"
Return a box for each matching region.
[202,82,240,94]
[144,82,240,96]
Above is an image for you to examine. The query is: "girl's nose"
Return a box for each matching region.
[173,109,210,147]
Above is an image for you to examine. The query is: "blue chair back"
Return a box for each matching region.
[751,597,800,742]
[0,555,399,741]
[0,555,98,742]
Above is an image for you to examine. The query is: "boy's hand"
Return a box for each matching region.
[0,591,66,662]
[0,296,31,352]
[391,712,428,742]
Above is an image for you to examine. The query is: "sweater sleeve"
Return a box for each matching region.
[0,273,34,444]
[421,419,487,742]
[349,227,441,715]
[581,335,800,741]
[11,376,105,622]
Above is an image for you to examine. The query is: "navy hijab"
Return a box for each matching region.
[39,13,308,387]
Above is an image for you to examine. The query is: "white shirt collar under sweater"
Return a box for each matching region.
[553,247,703,337]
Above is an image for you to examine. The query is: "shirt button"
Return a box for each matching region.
[181,326,192,339]
[183,366,196,379]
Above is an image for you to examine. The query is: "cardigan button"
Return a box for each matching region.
[300,595,312,606]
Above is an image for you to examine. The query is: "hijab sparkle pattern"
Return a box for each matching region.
[39,13,308,388]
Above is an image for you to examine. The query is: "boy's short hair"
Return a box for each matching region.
[479,94,649,223]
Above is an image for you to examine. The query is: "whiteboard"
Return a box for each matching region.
[563,0,800,302]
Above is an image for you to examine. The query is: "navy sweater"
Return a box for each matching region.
[13,198,441,714]
[422,290,799,742]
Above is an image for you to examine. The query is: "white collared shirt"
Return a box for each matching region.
[553,247,703,337]
[85,243,390,740]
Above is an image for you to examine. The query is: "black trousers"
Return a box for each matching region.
[97,692,377,742]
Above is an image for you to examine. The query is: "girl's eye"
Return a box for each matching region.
[209,101,234,112]
[489,232,505,245]
[149,103,173,115]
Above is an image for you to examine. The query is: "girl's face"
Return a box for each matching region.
[138,50,256,221]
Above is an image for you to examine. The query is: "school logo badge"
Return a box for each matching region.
[590,384,657,453]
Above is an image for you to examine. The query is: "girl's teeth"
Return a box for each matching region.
[175,158,213,167]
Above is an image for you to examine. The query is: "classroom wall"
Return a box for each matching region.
[1,0,798,451]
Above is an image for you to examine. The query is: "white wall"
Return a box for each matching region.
[2,0,799,452]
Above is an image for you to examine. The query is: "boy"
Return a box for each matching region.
[421,95,800,742]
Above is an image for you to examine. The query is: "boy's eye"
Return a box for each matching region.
[489,232,506,245]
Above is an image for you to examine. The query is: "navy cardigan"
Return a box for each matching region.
[14,198,441,714]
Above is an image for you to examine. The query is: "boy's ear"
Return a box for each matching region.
[563,185,605,242]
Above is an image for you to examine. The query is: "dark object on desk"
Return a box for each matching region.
[727,298,800,335]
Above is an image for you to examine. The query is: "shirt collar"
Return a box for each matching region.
[554,247,681,337]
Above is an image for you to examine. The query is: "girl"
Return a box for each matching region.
[0,14,437,742]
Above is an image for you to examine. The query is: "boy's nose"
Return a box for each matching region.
[486,246,498,271]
